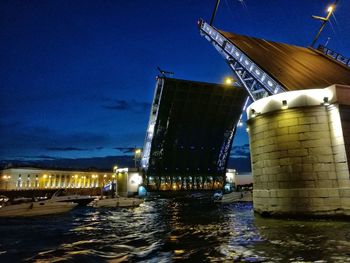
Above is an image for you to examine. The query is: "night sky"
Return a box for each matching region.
[1,0,349,160]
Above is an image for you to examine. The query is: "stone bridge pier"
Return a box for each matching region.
[247,85,350,217]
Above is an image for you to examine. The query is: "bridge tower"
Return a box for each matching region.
[199,19,350,217]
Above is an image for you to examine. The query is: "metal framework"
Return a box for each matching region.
[141,77,247,191]
[199,19,286,101]
[318,45,350,68]
[141,77,165,170]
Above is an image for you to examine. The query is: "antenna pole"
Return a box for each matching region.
[210,0,221,26]
[311,0,339,48]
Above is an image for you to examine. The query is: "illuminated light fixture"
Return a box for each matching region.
[323,97,330,106]
[238,121,243,127]
[267,80,273,87]
[281,100,288,110]
[327,5,334,13]
[135,149,142,154]
[246,127,250,132]
[251,109,256,118]
[130,174,142,185]
[224,77,233,85]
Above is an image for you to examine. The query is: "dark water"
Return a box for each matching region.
[1,200,350,262]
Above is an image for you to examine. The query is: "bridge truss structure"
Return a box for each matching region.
[199,19,350,102]
[199,19,286,101]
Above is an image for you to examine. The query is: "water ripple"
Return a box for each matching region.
[0,200,350,262]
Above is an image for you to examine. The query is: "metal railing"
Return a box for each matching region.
[199,19,285,101]
[317,45,350,68]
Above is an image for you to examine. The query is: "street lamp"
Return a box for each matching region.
[224,77,234,85]
[134,149,142,168]
[311,1,338,47]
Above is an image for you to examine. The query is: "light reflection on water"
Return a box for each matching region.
[0,199,350,262]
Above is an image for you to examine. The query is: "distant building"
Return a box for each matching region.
[225,169,252,187]
[114,167,143,196]
[0,167,113,191]
[141,77,247,191]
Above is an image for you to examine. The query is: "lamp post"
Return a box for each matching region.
[134,149,142,168]
[210,0,221,26]
[311,1,339,48]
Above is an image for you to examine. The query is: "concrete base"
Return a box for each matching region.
[254,188,350,218]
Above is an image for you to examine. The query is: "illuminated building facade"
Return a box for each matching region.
[0,167,113,191]
[115,167,143,196]
[141,77,247,191]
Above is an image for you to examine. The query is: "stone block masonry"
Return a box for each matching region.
[247,85,350,217]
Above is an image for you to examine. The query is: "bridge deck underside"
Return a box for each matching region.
[146,78,247,191]
[219,30,350,91]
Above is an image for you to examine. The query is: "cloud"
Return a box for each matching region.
[102,99,150,113]
[113,147,136,154]
[46,147,89,151]
[13,155,58,160]
[0,122,112,159]
[35,155,58,160]
[46,146,105,152]
[231,144,250,158]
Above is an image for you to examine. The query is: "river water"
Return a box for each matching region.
[0,199,350,262]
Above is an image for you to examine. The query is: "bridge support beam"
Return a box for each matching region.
[247,85,350,217]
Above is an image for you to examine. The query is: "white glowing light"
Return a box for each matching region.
[246,86,336,120]
[130,174,142,185]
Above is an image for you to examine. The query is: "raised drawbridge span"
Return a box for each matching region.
[199,19,350,101]
[199,19,350,217]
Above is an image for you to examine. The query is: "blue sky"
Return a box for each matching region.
[1,0,349,160]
